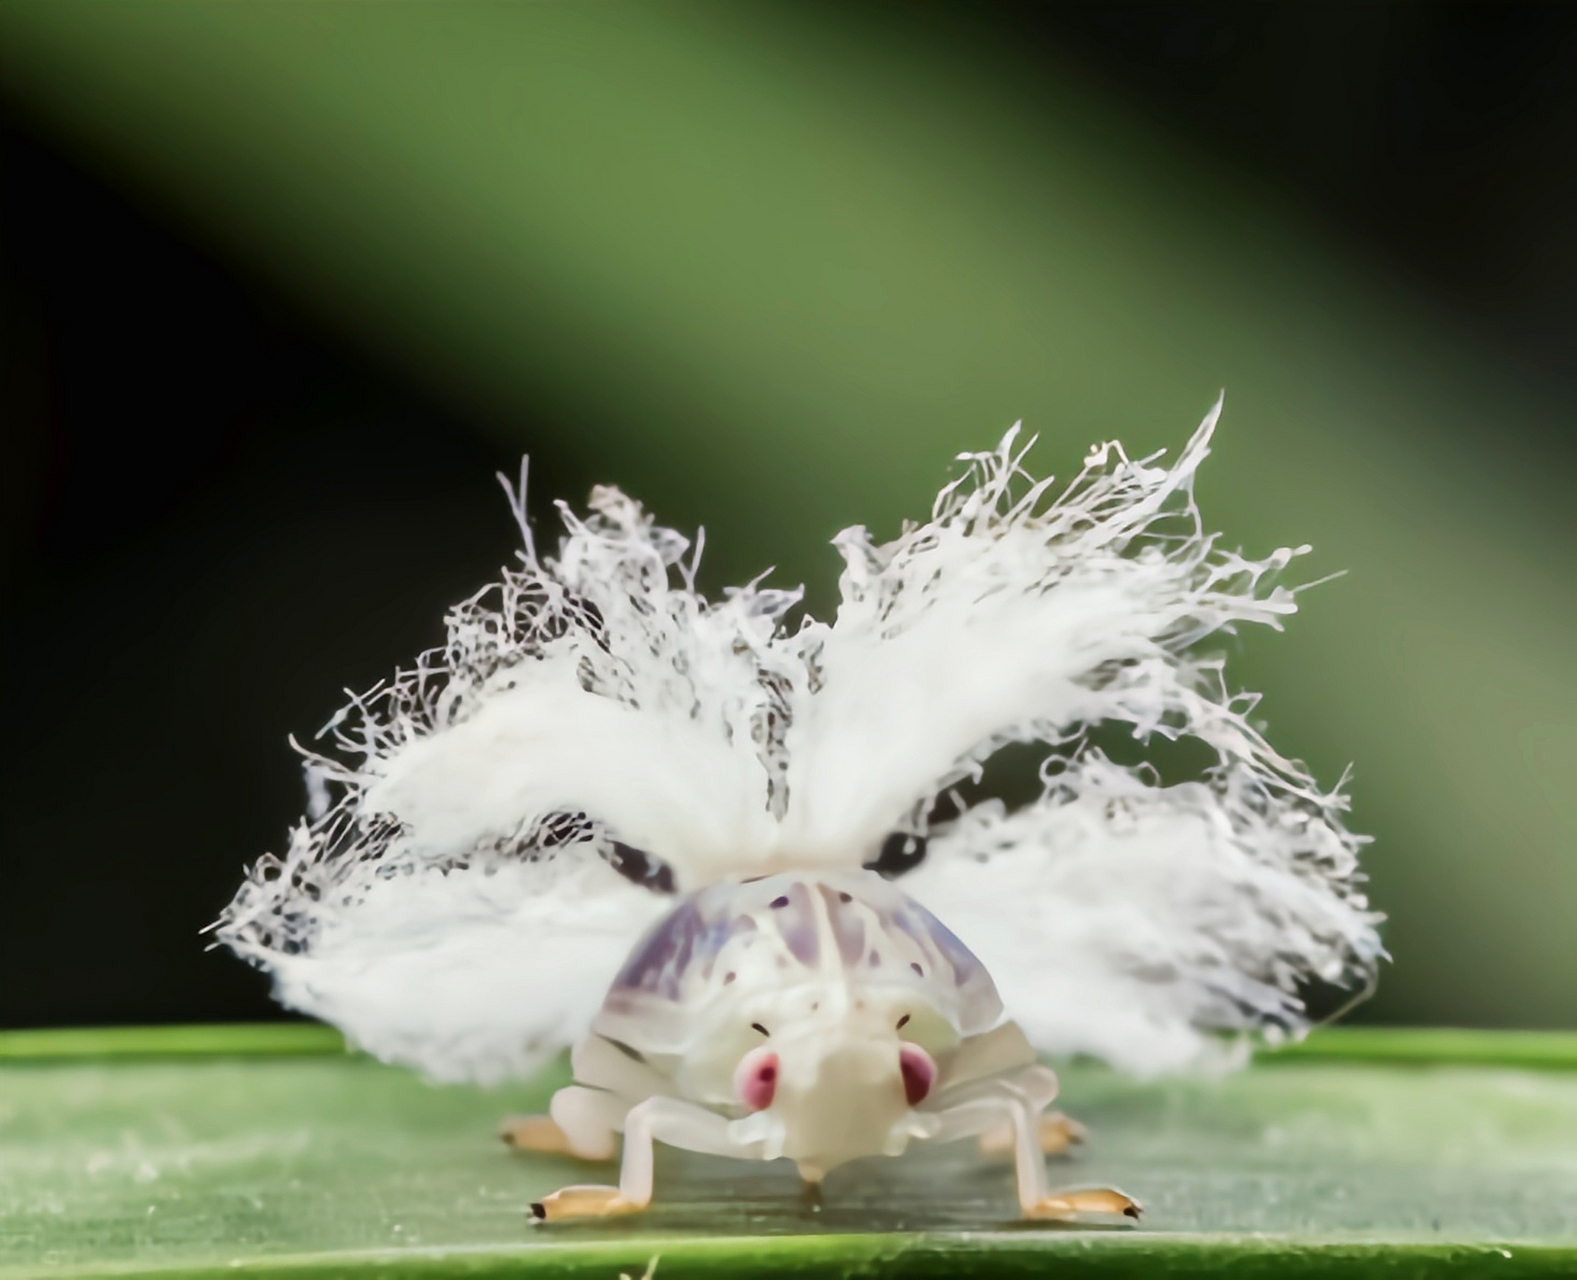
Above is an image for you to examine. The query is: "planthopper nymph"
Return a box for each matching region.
[511,869,1134,1221]
[217,399,1381,1224]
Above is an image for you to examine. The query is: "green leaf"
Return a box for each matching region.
[3,1025,1576,1277]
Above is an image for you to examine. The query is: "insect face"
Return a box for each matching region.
[734,986,940,1179]
[588,871,995,1177]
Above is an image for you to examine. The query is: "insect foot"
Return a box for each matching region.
[500,1115,577,1155]
[530,1185,644,1223]
[1025,1187,1142,1223]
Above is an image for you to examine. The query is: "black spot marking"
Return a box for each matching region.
[606,841,678,894]
[838,891,852,903]
[910,962,924,977]
[529,1203,546,1220]
[897,1013,910,1029]
[770,895,790,909]
[537,811,593,848]
[865,833,928,879]
[751,1022,771,1037]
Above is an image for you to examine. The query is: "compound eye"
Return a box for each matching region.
[898,1042,936,1107]
[734,1045,779,1111]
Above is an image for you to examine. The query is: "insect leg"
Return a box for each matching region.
[615,1096,756,1206]
[507,1034,684,1163]
[918,1074,1139,1223]
[530,1097,758,1223]
[499,1113,583,1156]
[922,1091,1052,1208]
[978,1111,1088,1158]
[950,1061,1081,1157]
[501,1085,624,1160]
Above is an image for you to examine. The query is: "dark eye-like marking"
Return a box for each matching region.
[897,1013,911,1029]
[900,1044,936,1106]
[735,1047,778,1111]
[606,841,678,894]
[770,895,790,908]
[865,833,928,878]
[751,1022,771,1037]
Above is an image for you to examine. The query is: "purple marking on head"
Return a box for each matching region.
[611,887,757,1001]
[819,883,868,968]
[888,898,989,992]
[774,881,821,966]
[908,900,989,990]
[611,899,702,998]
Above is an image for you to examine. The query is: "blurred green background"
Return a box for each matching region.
[0,3,1572,1034]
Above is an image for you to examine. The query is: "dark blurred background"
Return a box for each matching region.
[2,3,1574,1030]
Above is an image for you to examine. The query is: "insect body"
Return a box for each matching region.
[516,870,1139,1222]
[220,406,1379,1228]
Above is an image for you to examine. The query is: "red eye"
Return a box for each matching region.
[734,1046,778,1111]
[899,1043,935,1106]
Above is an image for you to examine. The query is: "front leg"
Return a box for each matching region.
[505,1035,684,1163]
[531,1096,757,1223]
[921,1074,1140,1223]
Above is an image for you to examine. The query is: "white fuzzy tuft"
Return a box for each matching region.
[218,399,1381,1081]
[779,398,1305,860]
[901,753,1379,1075]
[229,834,669,1083]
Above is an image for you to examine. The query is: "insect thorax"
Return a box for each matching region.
[590,869,1002,1101]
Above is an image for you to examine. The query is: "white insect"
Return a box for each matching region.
[217,399,1381,1223]
[524,868,1133,1221]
